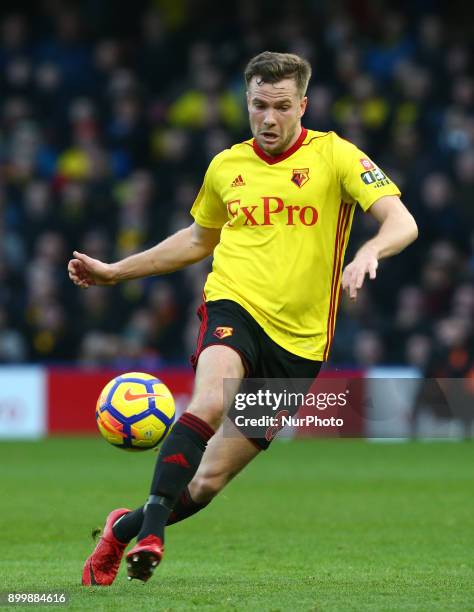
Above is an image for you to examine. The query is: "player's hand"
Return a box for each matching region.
[67,251,117,288]
[341,245,378,300]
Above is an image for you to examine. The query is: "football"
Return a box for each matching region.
[95,372,175,450]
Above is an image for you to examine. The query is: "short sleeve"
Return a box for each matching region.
[190,155,228,228]
[333,134,401,211]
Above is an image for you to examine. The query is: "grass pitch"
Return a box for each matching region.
[0,437,473,611]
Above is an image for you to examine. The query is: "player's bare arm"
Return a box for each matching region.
[68,222,220,288]
[342,195,418,300]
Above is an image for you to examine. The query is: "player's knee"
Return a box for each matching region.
[189,471,227,504]
[187,393,225,430]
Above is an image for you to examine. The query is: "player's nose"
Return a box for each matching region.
[262,109,277,126]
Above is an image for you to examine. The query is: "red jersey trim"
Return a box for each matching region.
[324,202,352,360]
[252,128,308,165]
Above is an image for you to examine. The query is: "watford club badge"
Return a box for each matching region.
[213,326,234,339]
[291,168,310,188]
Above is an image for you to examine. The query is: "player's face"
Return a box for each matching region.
[247,77,307,157]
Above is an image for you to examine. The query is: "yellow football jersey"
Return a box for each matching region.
[190,128,400,361]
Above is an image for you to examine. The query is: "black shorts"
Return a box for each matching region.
[191,299,322,450]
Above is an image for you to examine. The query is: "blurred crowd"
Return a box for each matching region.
[0,0,473,378]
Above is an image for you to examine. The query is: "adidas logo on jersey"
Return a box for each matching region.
[231,175,245,187]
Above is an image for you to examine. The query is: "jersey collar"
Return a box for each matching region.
[252,127,307,165]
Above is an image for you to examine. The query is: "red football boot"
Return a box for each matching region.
[126,535,164,582]
[82,508,131,586]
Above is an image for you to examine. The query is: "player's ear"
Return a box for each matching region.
[300,96,308,118]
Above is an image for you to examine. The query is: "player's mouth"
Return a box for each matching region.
[260,131,279,144]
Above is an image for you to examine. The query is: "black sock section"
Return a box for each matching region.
[111,486,209,542]
[138,501,170,542]
[167,487,209,525]
[137,413,214,542]
[112,507,144,543]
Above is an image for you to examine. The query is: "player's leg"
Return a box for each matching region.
[82,299,259,586]
[126,344,245,581]
[167,421,261,524]
[187,418,260,504]
[112,420,260,538]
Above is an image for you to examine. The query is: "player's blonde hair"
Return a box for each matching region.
[244,51,312,98]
